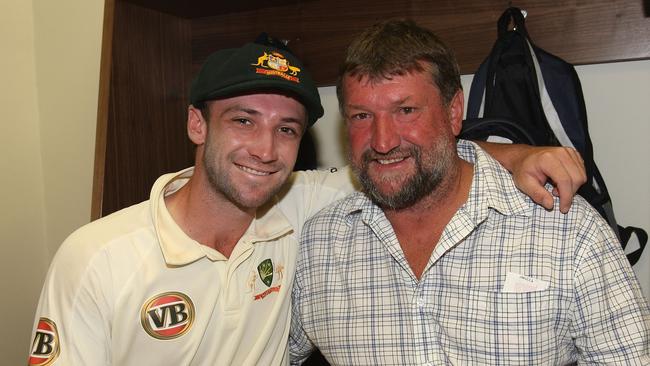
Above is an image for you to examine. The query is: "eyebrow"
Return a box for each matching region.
[219,105,260,117]
[391,96,413,106]
[220,105,306,127]
[346,96,414,111]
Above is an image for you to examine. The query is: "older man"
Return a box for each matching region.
[290,19,649,365]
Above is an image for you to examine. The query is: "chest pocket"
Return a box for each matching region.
[434,287,569,363]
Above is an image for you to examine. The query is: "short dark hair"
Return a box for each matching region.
[193,100,211,123]
[336,19,461,112]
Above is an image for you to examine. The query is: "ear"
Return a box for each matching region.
[448,89,465,136]
[187,106,207,145]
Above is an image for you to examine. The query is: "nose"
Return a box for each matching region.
[370,114,400,154]
[248,129,278,162]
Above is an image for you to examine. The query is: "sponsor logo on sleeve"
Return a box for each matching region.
[251,51,301,83]
[29,318,60,366]
[140,292,195,340]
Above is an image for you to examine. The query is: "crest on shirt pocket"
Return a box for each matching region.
[28,317,60,366]
[252,258,284,300]
[140,292,195,340]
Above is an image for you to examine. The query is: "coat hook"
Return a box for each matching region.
[512,8,527,31]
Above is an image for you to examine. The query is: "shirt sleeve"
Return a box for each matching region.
[28,232,112,366]
[289,266,316,365]
[571,212,650,364]
[277,166,359,232]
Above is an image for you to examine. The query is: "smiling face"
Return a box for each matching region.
[342,70,463,209]
[192,93,307,210]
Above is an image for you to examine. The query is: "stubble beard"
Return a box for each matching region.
[203,140,285,210]
[351,138,456,210]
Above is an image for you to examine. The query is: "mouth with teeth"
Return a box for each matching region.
[236,164,274,176]
[376,157,407,165]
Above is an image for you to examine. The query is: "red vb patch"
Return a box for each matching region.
[140,292,195,340]
[29,318,60,365]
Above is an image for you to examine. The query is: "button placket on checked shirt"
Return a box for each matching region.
[411,280,448,365]
[412,282,427,364]
[412,273,452,366]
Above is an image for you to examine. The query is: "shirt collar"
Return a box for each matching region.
[461,140,531,223]
[150,167,293,266]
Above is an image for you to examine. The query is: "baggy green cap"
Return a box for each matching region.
[190,42,324,126]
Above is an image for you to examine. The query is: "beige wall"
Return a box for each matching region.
[0,0,103,364]
[0,1,49,363]
[34,0,105,257]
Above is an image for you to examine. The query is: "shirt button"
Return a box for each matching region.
[416,297,426,307]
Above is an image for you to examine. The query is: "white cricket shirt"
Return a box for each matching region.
[29,166,353,366]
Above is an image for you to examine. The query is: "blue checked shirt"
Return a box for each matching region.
[290,140,650,365]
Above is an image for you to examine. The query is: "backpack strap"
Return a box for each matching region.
[467,60,488,119]
[619,225,648,267]
[460,117,537,145]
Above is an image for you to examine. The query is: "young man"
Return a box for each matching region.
[29,41,585,365]
[290,20,649,365]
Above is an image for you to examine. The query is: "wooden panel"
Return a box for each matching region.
[91,0,116,220]
[102,1,194,216]
[191,0,650,85]
[122,0,308,19]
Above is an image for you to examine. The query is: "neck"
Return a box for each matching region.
[384,158,473,279]
[164,168,256,258]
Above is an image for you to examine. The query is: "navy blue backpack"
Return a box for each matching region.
[461,7,646,265]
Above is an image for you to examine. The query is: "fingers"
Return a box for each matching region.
[510,145,587,213]
[563,147,587,191]
[552,165,575,214]
[538,147,586,213]
[516,174,555,210]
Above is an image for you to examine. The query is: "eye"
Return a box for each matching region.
[349,112,371,121]
[233,118,252,125]
[278,126,299,137]
[399,106,416,114]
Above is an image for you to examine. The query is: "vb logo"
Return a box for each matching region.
[140,292,195,340]
[28,318,60,365]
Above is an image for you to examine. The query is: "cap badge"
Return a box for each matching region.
[251,51,301,83]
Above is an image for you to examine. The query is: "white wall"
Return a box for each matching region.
[313,60,650,299]
[577,61,650,299]
[0,0,103,364]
